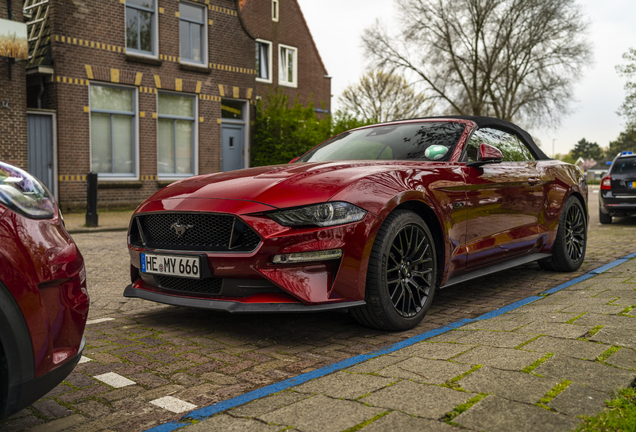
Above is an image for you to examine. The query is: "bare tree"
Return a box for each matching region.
[362,0,592,127]
[339,70,434,122]
[617,48,636,126]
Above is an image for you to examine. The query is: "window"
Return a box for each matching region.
[158,93,196,176]
[272,0,279,22]
[90,85,136,176]
[256,39,272,83]
[180,2,207,64]
[126,0,157,56]
[466,128,536,162]
[279,44,297,87]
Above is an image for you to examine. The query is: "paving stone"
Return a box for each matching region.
[453,346,543,370]
[260,395,383,432]
[139,384,185,401]
[454,395,580,432]
[398,342,476,359]
[460,320,526,331]
[295,371,395,399]
[57,384,111,403]
[74,400,113,418]
[458,366,558,404]
[560,304,625,314]
[451,330,537,348]
[591,327,636,349]
[534,355,635,392]
[547,383,609,417]
[28,414,86,432]
[522,336,610,360]
[360,411,458,431]
[32,399,72,419]
[188,414,280,431]
[606,347,636,370]
[0,415,43,432]
[345,355,406,373]
[376,357,472,384]
[573,314,636,329]
[176,384,221,401]
[361,380,471,419]
[515,322,591,339]
[230,391,310,417]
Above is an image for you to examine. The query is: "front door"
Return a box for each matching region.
[221,125,245,172]
[27,113,55,192]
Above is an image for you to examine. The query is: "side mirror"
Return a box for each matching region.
[466,143,503,168]
[289,157,300,164]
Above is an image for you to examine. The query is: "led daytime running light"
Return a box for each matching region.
[268,202,367,227]
[272,249,343,264]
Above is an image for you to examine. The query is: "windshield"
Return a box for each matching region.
[611,157,636,175]
[297,122,466,163]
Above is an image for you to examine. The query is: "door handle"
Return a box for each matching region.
[528,177,541,185]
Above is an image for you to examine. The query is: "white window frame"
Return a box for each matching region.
[255,39,273,84]
[125,0,159,59]
[278,44,298,88]
[156,91,199,180]
[88,83,140,180]
[272,0,279,22]
[179,1,208,66]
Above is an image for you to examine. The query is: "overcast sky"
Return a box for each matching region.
[296,0,635,156]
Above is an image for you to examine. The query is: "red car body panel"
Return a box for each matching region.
[125,118,587,312]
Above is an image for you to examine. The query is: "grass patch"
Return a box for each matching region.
[575,387,636,431]
[565,312,587,324]
[444,393,488,425]
[515,335,544,349]
[522,353,554,374]
[535,380,572,410]
[585,325,605,339]
[343,411,392,431]
[619,306,635,317]
[447,365,483,387]
[597,346,622,363]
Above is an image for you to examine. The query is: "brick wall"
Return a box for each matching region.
[46,0,330,210]
[0,0,27,169]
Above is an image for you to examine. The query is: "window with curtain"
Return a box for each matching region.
[126,0,156,55]
[90,85,136,176]
[256,40,272,82]
[180,2,206,64]
[158,93,196,176]
[279,44,297,87]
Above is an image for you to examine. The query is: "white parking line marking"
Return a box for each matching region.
[593,190,599,193]
[86,317,115,325]
[150,396,197,413]
[78,356,92,364]
[94,372,136,388]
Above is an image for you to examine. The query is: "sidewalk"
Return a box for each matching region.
[168,257,636,432]
[63,209,133,234]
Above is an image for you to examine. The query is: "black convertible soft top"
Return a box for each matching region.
[422,116,550,161]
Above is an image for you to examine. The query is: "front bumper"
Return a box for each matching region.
[127,199,382,309]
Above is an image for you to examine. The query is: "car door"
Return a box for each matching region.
[462,128,547,268]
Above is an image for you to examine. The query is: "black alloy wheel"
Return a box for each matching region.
[386,224,434,318]
[351,210,437,331]
[539,196,587,272]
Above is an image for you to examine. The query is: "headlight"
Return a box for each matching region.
[0,162,56,219]
[268,202,367,227]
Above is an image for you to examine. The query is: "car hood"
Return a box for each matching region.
[147,161,423,209]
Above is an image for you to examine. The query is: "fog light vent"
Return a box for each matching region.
[272,249,343,264]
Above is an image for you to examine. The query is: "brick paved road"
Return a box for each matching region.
[3,188,636,432]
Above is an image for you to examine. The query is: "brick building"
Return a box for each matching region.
[0,0,27,169]
[21,0,330,210]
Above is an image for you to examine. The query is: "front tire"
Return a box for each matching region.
[351,210,437,331]
[599,208,612,224]
[540,196,587,272]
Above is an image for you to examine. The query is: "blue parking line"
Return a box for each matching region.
[144,253,635,432]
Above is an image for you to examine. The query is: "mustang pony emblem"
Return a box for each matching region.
[170,221,194,238]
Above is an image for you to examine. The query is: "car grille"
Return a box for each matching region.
[156,275,222,296]
[130,213,261,252]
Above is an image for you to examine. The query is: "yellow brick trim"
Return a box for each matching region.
[152,113,158,119]
[195,81,202,94]
[199,117,204,123]
[59,175,88,182]
[217,118,222,124]
[141,175,158,181]
[175,78,183,92]
[247,88,253,99]
[140,112,145,118]
[135,72,143,86]
[111,69,120,83]
[84,106,90,113]
[218,84,225,97]
[154,75,162,89]
[233,87,239,98]
[159,7,164,13]
[175,11,180,17]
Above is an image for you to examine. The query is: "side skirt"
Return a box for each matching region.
[441,253,551,289]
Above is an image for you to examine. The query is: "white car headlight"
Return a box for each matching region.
[0,162,56,219]
[268,202,367,227]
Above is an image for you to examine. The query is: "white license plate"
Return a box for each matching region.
[140,253,201,279]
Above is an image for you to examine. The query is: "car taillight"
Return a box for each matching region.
[601,175,612,190]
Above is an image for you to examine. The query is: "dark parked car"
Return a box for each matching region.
[125,116,587,331]
[599,151,636,224]
[0,162,89,419]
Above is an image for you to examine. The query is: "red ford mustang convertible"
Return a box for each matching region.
[125,116,587,330]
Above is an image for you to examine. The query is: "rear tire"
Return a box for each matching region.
[599,209,612,224]
[540,196,587,272]
[351,210,437,331]
[0,343,6,419]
